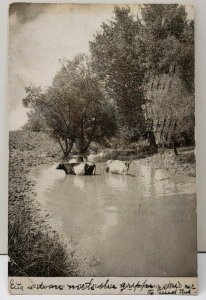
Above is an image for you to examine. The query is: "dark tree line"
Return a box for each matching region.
[23,4,194,157]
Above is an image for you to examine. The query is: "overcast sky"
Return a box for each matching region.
[9,3,194,130]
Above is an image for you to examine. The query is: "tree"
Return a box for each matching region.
[144,74,195,147]
[22,85,75,157]
[52,55,116,154]
[141,4,194,91]
[22,108,45,132]
[23,55,116,157]
[141,4,195,151]
[90,6,146,141]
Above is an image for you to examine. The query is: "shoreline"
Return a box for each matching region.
[9,131,195,277]
[9,132,89,277]
[139,148,195,178]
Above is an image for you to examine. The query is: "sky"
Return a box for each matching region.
[9,3,128,130]
[9,3,194,130]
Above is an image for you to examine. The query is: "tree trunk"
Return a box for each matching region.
[56,136,74,158]
[56,137,66,157]
[82,118,97,153]
[172,122,178,156]
[64,140,74,158]
[148,131,158,153]
[173,143,178,156]
[165,118,172,143]
[79,122,85,153]
[159,118,166,147]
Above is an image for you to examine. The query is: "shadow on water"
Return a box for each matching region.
[127,173,137,177]
[30,159,197,277]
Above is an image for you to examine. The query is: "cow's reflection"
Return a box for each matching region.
[73,176,85,189]
[106,173,128,190]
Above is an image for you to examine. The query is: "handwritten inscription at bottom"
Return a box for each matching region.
[9,277,197,295]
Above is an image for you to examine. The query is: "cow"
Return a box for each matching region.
[56,162,96,176]
[105,160,132,175]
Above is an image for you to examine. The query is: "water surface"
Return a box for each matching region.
[30,161,196,277]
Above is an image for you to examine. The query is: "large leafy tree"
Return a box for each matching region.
[90,6,146,141]
[141,4,194,92]
[23,55,116,157]
[141,4,195,150]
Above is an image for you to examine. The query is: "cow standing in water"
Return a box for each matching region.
[105,160,132,175]
[56,162,96,175]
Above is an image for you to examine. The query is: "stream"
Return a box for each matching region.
[30,160,196,277]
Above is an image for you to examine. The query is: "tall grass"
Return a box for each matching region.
[9,130,88,277]
[8,202,86,276]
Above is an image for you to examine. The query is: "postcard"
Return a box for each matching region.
[8,3,197,295]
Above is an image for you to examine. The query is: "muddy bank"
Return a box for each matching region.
[9,131,90,277]
[139,148,196,177]
[87,146,196,178]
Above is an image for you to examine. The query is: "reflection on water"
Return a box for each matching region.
[30,161,196,277]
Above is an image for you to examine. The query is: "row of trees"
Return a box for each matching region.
[23,4,194,157]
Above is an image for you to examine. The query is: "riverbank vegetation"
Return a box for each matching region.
[22,4,194,158]
[9,4,195,277]
[9,131,90,276]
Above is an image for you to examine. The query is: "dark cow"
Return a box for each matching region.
[56,162,96,175]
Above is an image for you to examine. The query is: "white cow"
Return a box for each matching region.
[105,160,132,175]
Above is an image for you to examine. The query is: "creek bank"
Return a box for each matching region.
[9,131,90,277]
[86,146,195,178]
[9,131,195,277]
[139,148,195,177]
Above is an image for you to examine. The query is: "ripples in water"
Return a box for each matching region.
[30,161,196,277]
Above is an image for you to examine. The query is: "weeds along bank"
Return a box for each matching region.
[8,130,195,276]
[8,130,88,277]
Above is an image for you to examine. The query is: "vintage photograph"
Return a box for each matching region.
[8,2,196,293]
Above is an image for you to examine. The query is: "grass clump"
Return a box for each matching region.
[9,130,88,277]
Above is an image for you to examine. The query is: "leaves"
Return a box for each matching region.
[22,55,116,155]
[23,4,194,150]
[90,6,146,141]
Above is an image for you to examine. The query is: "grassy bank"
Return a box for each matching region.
[140,147,196,177]
[9,130,89,277]
[9,130,195,276]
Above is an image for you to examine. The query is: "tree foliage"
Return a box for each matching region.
[23,4,195,153]
[140,4,195,148]
[90,6,146,141]
[89,4,194,148]
[23,55,116,157]
[141,4,194,92]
